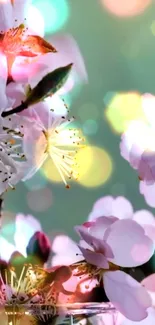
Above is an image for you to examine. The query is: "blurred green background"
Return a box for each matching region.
[3,0,155,242]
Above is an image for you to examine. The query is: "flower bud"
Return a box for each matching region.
[26,231,51,265]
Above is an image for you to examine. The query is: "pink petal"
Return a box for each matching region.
[122,307,155,325]
[105,219,154,267]
[78,245,109,269]
[44,34,88,83]
[89,196,114,219]
[142,274,155,292]
[75,225,114,258]
[6,82,25,108]
[140,181,155,208]
[0,52,9,111]
[12,57,48,84]
[104,270,151,321]
[138,151,155,184]
[89,195,134,220]
[133,210,155,241]
[51,235,82,266]
[133,210,155,226]
[112,197,133,219]
[89,216,118,239]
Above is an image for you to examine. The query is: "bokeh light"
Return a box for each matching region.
[42,157,64,184]
[76,146,113,188]
[104,92,147,134]
[110,183,126,196]
[32,0,69,34]
[101,0,152,17]
[24,170,48,191]
[27,188,53,212]
[82,119,98,135]
[78,102,99,122]
[42,145,112,188]
[27,5,44,37]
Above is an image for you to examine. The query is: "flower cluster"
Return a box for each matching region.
[0,1,155,325]
[0,0,85,195]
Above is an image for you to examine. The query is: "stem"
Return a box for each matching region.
[2,102,28,118]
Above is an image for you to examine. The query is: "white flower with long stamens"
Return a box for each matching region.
[0,264,46,306]
[0,116,31,194]
[22,99,85,188]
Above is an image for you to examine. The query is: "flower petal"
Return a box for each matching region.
[0,236,16,262]
[89,196,133,220]
[6,82,25,108]
[12,0,31,27]
[133,210,155,241]
[105,219,154,267]
[51,235,82,266]
[104,270,152,321]
[140,181,155,208]
[122,307,155,325]
[78,245,109,269]
[141,274,155,292]
[0,52,8,111]
[12,57,48,84]
[89,216,118,240]
[75,225,114,258]
[0,2,13,31]
[19,35,57,56]
[14,214,42,256]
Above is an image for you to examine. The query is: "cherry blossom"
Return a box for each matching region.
[17,98,84,188]
[120,94,155,185]
[88,195,155,242]
[75,218,154,321]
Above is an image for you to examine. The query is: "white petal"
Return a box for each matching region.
[0,236,16,262]
[0,2,13,31]
[51,235,82,266]
[14,213,42,256]
[12,0,31,27]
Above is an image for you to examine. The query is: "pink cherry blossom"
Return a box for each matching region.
[88,195,155,242]
[120,94,155,185]
[75,219,154,321]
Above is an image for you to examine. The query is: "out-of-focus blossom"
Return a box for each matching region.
[120,94,155,185]
[0,213,41,261]
[88,195,155,242]
[140,181,155,209]
[75,218,154,321]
